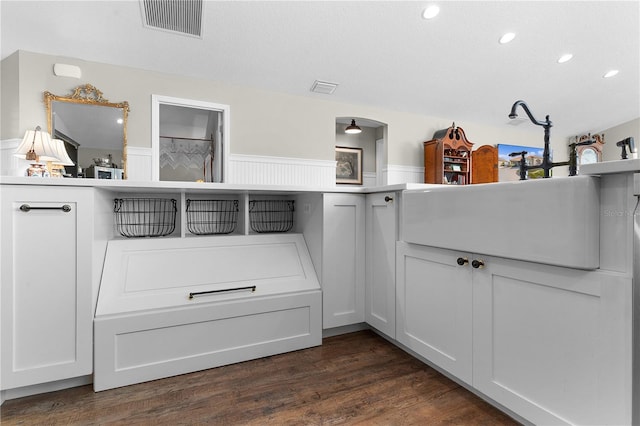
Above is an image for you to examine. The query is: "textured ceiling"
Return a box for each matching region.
[1,1,638,139]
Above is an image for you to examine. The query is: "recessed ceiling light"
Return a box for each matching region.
[422,5,440,19]
[499,32,516,44]
[603,69,619,78]
[557,53,573,64]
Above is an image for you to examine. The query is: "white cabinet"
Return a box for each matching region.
[1,185,93,390]
[321,193,365,329]
[473,255,631,426]
[395,243,473,384]
[365,192,397,338]
[396,242,632,425]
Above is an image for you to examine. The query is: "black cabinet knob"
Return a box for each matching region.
[384,196,394,202]
[456,257,468,266]
[471,259,485,269]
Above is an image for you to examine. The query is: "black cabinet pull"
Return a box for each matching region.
[384,196,394,202]
[189,285,256,299]
[20,204,71,213]
[456,257,469,266]
[472,259,485,269]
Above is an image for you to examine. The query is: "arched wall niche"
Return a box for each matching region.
[335,117,387,186]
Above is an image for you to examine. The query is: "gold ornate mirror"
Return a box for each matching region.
[44,84,129,179]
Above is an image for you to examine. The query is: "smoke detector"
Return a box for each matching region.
[141,0,203,38]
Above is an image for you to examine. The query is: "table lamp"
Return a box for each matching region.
[14,126,60,177]
[49,139,75,177]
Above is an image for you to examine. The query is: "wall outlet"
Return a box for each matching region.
[303,203,311,214]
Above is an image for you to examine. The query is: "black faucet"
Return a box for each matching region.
[508,151,528,180]
[508,100,566,178]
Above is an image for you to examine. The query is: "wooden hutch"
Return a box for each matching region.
[423,123,497,185]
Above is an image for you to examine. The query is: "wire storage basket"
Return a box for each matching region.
[249,200,295,233]
[186,199,239,235]
[113,198,177,238]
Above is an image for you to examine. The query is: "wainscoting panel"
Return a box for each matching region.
[2,141,422,188]
[363,172,377,187]
[385,165,424,185]
[0,139,29,177]
[229,154,336,187]
[125,147,153,182]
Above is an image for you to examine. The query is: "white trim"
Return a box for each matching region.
[0,139,29,177]
[151,95,230,182]
[385,164,424,184]
[125,146,153,181]
[363,171,377,187]
[1,376,92,403]
[229,153,336,187]
[376,138,385,186]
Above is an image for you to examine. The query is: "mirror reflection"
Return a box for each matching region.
[45,84,129,179]
[159,104,223,182]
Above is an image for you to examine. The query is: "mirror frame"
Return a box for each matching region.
[577,133,605,165]
[44,84,130,178]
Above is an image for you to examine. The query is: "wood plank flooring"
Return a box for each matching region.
[1,330,519,425]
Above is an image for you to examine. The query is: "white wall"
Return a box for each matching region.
[598,118,640,162]
[2,50,547,173]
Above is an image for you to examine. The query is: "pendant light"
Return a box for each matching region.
[345,119,362,134]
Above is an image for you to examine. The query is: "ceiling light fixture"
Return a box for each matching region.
[558,53,573,64]
[603,69,619,78]
[345,119,362,134]
[422,5,440,19]
[499,32,516,44]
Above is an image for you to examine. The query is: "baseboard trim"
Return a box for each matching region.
[322,322,369,338]
[1,375,92,404]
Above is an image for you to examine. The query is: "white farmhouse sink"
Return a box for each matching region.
[402,176,600,269]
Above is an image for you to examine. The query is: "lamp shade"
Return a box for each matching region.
[50,139,75,166]
[14,126,59,162]
[345,119,362,134]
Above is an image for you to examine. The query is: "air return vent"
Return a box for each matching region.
[141,0,203,38]
[310,80,339,95]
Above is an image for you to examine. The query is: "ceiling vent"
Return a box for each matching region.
[311,80,339,95]
[141,0,203,38]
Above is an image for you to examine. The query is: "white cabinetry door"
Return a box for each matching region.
[396,243,473,385]
[365,192,397,338]
[1,186,93,390]
[322,193,365,329]
[473,256,632,426]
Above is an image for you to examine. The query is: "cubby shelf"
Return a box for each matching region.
[108,191,297,239]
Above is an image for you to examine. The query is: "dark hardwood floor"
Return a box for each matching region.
[1,330,518,425]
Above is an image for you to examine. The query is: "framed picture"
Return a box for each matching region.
[497,143,549,181]
[451,164,462,172]
[335,146,363,185]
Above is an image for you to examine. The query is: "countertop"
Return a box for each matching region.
[579,158,640,176]
[0,176,434,194]
[3,158,638,193]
